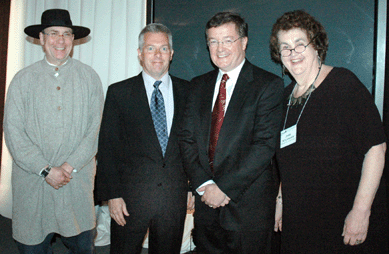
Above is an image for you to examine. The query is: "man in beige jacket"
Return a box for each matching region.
[4,9,103,253]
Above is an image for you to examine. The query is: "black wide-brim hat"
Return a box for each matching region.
[24,9,90,40]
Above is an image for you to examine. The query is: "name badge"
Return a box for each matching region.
[280,124,297,149]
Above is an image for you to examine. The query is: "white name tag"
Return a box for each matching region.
[280,124,297,148]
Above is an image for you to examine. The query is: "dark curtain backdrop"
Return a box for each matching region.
[153,0,376,93]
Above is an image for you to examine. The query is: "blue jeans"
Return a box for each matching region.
[15,228,96,254]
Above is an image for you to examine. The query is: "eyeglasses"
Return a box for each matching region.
[43,31,73,40]
[208,37,242,48]
[279,35,317,57]
[143,45,171,54]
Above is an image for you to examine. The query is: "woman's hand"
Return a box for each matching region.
[342,208,370,245]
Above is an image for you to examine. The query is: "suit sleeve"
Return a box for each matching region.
[95,85,123,201]
[179,79,213,191]
[216,76,283,202]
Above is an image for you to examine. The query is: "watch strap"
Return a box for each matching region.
[41,165,52,178]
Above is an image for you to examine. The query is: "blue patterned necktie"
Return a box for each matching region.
[150,81,168,156]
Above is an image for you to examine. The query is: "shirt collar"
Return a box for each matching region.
[44,56,69,67]
[142,71,170,88]
[218,59,246,80]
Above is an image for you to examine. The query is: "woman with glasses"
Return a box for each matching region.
[270,10,387,253]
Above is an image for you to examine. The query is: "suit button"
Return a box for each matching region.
[158,183,162,187]
[162,163,166,168]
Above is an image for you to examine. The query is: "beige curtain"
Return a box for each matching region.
[0,0,146,218]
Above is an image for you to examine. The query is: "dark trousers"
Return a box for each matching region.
[110,212,186,254]
[194,222,272,254]
[15,228,96,254]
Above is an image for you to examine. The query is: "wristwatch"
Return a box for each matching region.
[41,165,52,178]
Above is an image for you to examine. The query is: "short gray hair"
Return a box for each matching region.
[138,23,173,51]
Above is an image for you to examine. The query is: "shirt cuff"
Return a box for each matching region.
[196,180,215,195]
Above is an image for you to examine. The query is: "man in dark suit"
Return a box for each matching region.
[95,23,191,254]
[179,12,283,253]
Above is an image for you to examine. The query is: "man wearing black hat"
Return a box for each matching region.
[3,9,104,253]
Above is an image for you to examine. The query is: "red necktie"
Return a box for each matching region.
[209,74,229,171]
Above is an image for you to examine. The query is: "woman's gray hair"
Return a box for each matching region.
[138,23,173,51]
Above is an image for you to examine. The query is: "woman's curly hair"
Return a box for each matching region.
[270,10,329,64]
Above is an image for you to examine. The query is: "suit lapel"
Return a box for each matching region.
[165,77,181,156]
[131,74,164,155]
[215,61,253,159]
[200,70,219,149]
[223,61,253,128]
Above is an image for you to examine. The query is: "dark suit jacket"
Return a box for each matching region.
[179,60,283,231]
[95,73,189,221]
